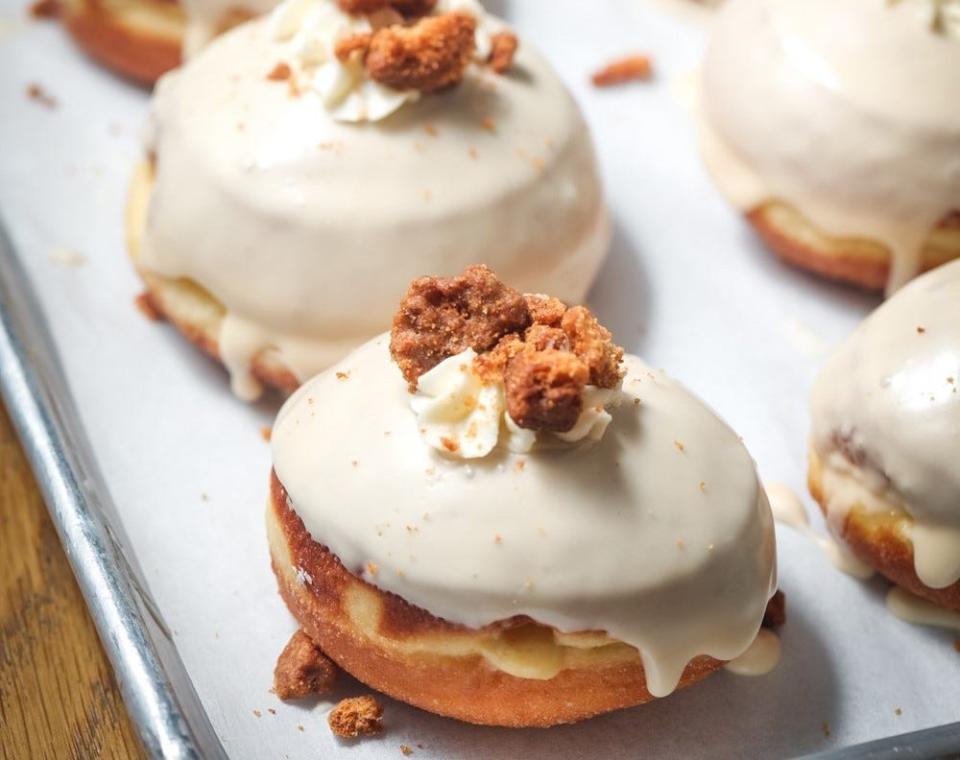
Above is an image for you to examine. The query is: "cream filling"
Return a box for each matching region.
[698,0,960,294]
[272,338,777,698]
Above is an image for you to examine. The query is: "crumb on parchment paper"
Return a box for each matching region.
[328,695,384,739]
[591,55,653,87]
[274,630,338,700]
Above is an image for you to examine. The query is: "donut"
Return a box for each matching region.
[698,0,960,294]
[61,0,184,84]
[61,0,269,83]
[130,0,609,400]
[267,267,779,726]
[809,259,960,610]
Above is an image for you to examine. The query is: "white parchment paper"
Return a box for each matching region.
[2,1,958,757]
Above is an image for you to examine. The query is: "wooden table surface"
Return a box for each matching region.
[0,402,143,760]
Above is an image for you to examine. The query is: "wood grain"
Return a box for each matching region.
[0,402,143,760]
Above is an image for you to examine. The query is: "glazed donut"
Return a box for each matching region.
[809,259,960,611]
[698,0,960,294]
[267,475,723,727]
[130,1,609,400]
[267,267,778,726]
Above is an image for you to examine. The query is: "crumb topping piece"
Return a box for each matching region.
[591,54,653,87]
[504,350,589,432]
[391,266,625,433]
[488,30,518,73]
[335,12,477,92]
[328,695,384,738]
[273,630,338,700]
[391,265,531,386]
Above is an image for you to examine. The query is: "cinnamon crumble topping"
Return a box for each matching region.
[391,265,531,386]
[337,12,477,92]
[266,61,291,81]
[591,54,653,87]
[488,30,518,73]
[273,630,338,700]
[328,695,384,738]
[391,266,625,432]
[504,350,588,432]
[28,0,60,18]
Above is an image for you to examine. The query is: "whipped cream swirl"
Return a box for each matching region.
[411,349,622,459]
[270,0,499,122]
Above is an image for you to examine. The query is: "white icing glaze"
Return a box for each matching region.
[699,0,960,293]
[272,336,778,698]
[141,17,608,400]
[811,260,960,589]
[765,481,874,580]
[723,629,781,677]
[411,349,620,459]
[886,586,960,632]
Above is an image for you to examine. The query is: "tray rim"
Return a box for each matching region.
[1,219,958,758]
[0,217,227,760]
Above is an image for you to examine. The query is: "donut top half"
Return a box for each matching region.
[699,0,960,293]
[272,269,778,699]
[139,0,608,399]
[812,259,960,589]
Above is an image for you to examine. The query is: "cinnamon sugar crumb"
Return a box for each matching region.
[134,292,162,321]
[336,371,350,380]
[26,83,57,108]
[505,350,588,432]
[481,116,496,132]
[274,630,337,700]
[253,709,262,718]
[391,266,624,433]
[917,326,927,334]
[699,481,707,492]
[367,561,380,576]
[488,30,518,73]
[29,0,60,18]
[674,440,686,453]
[266,62,291,81]
[401,745,414,756]
[494,532,502,544]
[591,55,653,87]
[468,146,478,159]
[260,426,272,442]
[440,436,460,452]
[268,708,276,715]
[424,124,438,137]
[895,708,902,716]
[390,265,530,387]
[361,12,477,92]
[328,695,384,738]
